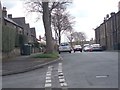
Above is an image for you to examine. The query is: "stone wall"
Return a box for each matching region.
[2,48,20,60]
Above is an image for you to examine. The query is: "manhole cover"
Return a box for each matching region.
[96,75,109,78]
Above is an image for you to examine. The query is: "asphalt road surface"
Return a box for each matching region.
[2,51,118,88]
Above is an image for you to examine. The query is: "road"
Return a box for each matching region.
[2,51,118,88]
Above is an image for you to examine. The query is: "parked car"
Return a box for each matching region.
[83,44,90,47]
[91,44,103,51]
[73,45,82,52]
[59,43,72,54]
[83,45,92,52]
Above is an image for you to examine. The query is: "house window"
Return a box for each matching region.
[19,31,22,34]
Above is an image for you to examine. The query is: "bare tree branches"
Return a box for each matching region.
[24,0,43,14]
[66,31,87,46]
[24,0,73,52]
[52,8,75,44]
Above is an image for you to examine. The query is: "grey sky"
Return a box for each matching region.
[1,0,120,42]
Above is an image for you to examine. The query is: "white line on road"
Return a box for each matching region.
[58,63,68,87]
[46,80,52,83]
[58,76,65,79]
[45,83,52,87]
[46,77,51,80]
[45,66,53,88]
[60,82,67,87]
[46,73,51,76]
[59,78,65,83]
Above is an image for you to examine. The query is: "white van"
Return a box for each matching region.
[59,43,72,54]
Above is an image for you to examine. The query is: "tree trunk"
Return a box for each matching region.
[58,28,61,45]
[42,2,54,53]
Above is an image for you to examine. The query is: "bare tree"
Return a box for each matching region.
[68,32,87,46]
[24,0,71,53]
[51,6,75,45]
[65,29,74,47]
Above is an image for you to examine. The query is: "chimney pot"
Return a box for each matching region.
[110,12,115,17]
[8,14,12,19]
[2,7,7,17]
[3,7,6,11]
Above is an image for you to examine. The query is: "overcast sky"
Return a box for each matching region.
[1,0,120,42]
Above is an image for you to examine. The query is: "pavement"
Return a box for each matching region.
[2,53,61,76]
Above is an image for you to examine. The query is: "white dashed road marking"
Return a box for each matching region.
[45,83,52,88]
[46,80,52,83]
[59,78,65,83]
[58,76,65,79]
[44,63,68,88]
[45,66,53,88]
[58,63,68,88]
[46,77,51,80]
[46,73,51,76]
[60,82,67,87]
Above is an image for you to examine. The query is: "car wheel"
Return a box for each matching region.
[59,52,60,54]
[69,51,71,53]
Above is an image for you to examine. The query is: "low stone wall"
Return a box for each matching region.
[2,48,20,60]
[31,47,42,53]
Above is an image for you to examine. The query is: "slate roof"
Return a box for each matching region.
[4,17,23,29]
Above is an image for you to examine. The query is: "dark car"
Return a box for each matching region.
[73,45,82,52]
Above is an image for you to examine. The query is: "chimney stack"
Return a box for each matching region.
[8,14,12,19]
[0,1,2,25]
[110,12,115,17]
[0,1,1,10]
[2,7,7,17]
[118,1,120,11]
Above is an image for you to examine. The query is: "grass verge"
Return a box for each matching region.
[31,52,59,59]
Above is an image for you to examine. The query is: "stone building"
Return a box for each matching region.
[30,27,37,43]
[118,1,120,11]
[12,17,37,44]
[12,17,29,43]
[2,7,24,58]
[95,11,120,50]
[2,6,38,58]
[0,1,2,52]
[2,7,24,35]
[25,23,32,43]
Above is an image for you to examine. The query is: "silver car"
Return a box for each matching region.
[91,44,103,51]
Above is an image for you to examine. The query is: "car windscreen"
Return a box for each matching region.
[60,43,69,46]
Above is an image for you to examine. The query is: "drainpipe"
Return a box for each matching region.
[104,18,107,50]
